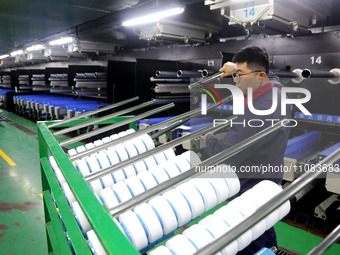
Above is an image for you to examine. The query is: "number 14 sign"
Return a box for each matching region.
[229,3,272,24]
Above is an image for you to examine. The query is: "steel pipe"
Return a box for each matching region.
[109,120,286,218]
[188,72,222,90]
[200,69,210,77]
[272,70,301,79]
[155,70,178,78]
[150,116,190,140]
[69,95,232,161]
[177,70,202,78]
[53,100,154,136]
[301,69,338,79]
[59,103,175,147]
[84,116,235,183]
[47,96,139,128]
[195,147,340,255]
[308,224,340,255]
[153,98,190,104]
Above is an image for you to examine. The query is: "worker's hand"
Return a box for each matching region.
[202,132,213,144]
[219,61,235,78]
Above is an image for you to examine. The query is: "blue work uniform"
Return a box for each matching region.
[205,76,291,254]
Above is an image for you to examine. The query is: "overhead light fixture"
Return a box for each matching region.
[49,37,73,46]
[10,50,24,56]
[26,44,45,52]
[122,7,185,27]
[0,54,10,59]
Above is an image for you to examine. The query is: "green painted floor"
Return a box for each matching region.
[0,109,339,255]
[0,111,47,255]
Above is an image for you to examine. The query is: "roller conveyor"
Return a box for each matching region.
[37,72,340,255]
[13,94,109,120]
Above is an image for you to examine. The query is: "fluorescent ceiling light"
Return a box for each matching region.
[49,37,73,46]
[122,7,185,27]
[11,50,24,56]
[26,44,45,52]
[0,54,10,59]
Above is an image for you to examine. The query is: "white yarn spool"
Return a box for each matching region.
[189,179,218,212]
[105,148,125,183]
[49,156,58,170]
[73,159,90,176]
[176,182,205,219]
[67,149,77,156]
[239,192,268,240]
[87,230,106,255]
[62,182,76,205]
[138,171,157,190]
[96,151,110,168]
[123,140,138,158]
[214,205,253,251]
[149,245,173,255]
[140,134,155,150]
[149,165,170,184]
[112,182,132,203]
[134,203,163,243]
[162,189,191,227]
[99,187,119,209]
[88,180,103,194]
[198,214,238,255]
[76,145,86,153]
[166,234,197,255]
[163,148,176,160]
[102,137,112,144]
[251,181,284,229]
[94,139,104,147]
[133,161,147,174]
[131,137,147,154]
[114,144,129,162]
[143,156,157,170]
[85,142,95,150]
[125,176,146,196]
[162,161,181,178]
[72,201,91,233]
[110,134,120,141]
[153,151,167,164]
[118,131,128,137]
[181,150,201,167]
[126,128,135,134]
[123,165,137,178]
[220,165,240,197]
[105,148,120,166]
[148,196,178,235]
[95,152,114,188]
[174,156,191,172]
[111,169,126,183]
[207,178,230,204]
[182,224,216,252]
[119,210,148,250]
[54,166,66,185]
[85,156,100,173]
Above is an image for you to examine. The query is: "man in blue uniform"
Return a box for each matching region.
[204,46,291,254]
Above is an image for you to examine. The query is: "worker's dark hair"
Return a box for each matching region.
[232,45,269,74]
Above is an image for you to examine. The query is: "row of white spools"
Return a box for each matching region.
[49,128,290,255]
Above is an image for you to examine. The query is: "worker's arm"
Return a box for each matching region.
[219,61,236,78]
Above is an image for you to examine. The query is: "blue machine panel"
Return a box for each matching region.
[284,131,320,159]
[318,142,340,164]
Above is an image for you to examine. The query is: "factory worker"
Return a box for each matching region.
[203,45,291,254]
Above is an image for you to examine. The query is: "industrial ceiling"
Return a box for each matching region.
[1,0,340,59]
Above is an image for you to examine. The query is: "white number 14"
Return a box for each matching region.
[311,56,322,65]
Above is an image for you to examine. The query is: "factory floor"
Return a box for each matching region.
[0,109,339,255]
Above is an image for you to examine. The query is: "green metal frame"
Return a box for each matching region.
[38,116,140,255]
